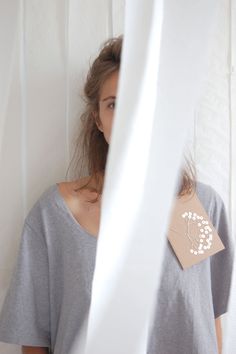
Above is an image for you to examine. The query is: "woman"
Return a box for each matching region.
[0,35,233,354]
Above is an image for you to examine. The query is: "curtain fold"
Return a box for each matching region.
[0,1,19,158]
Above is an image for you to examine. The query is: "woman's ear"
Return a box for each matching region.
[93,111,103,132]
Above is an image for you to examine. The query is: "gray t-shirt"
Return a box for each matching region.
[0,181,234,353]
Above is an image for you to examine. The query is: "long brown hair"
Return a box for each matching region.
[66,35,197,203]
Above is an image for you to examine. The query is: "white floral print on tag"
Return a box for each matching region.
[181,211,213,255]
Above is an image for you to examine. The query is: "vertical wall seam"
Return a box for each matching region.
[0,6,19,161]
[231,0,236,240]
[65,0,70,180]
[20,0,27,219]
[229,0,232,222]
[108,0,114,37]
[229,0,235,239]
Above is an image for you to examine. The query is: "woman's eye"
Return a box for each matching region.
[108,102,115,109]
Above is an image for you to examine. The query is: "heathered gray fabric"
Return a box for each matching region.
[0,181,234,354]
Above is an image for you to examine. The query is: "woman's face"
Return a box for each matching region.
[96,70,119,144]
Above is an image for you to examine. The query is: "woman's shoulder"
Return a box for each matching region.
[30,178,89,205]
[24,178,92,227]
[195,180,229,237]
[195,180,219,199]
[22,184,58,230]
[56,177,93,198]
[195,180,225,214]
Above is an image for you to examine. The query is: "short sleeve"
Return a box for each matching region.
[210,191,234,319]
[0,221,51,347]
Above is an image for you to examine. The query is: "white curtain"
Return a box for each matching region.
[0,1,235,353]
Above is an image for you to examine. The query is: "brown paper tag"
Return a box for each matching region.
[167,191,225,269]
